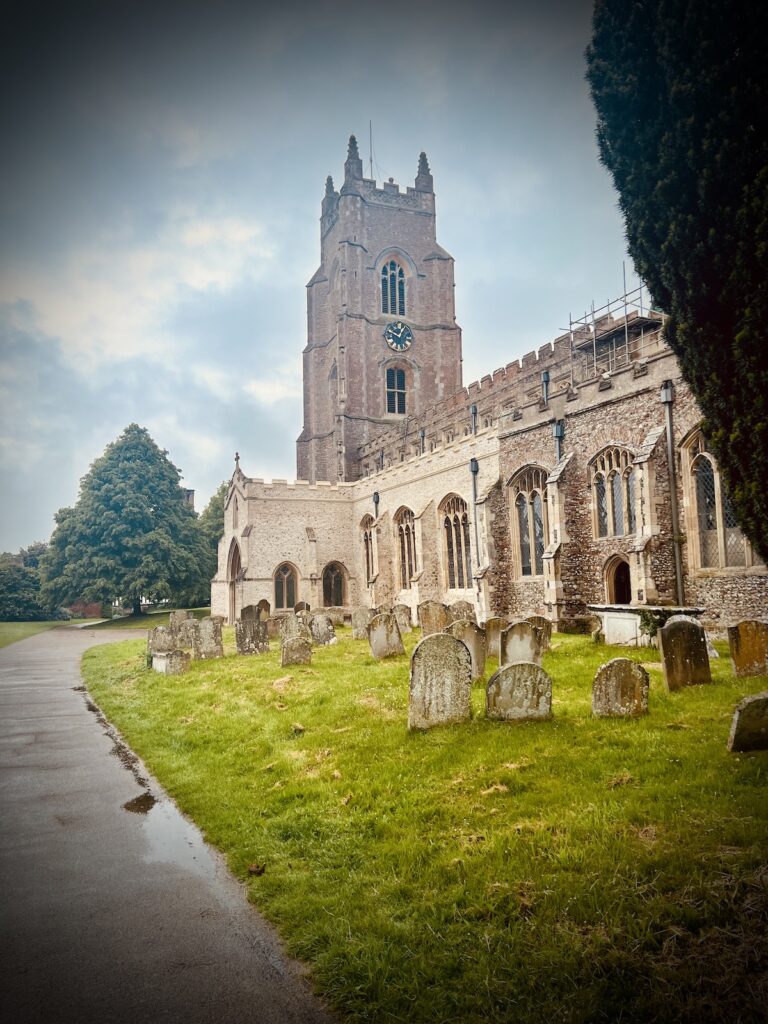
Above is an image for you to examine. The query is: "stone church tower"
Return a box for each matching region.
[296,136,463,483]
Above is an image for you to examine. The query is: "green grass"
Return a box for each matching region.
[0,620,65,648]
[83,630,768,1024]
[91,607,211,630]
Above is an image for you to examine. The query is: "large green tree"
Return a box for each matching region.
[0,564,51,621]
[587,0,768,559]
[41,424,207,615]
[198,481,228,583]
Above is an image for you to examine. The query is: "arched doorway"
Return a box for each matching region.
[605,555,632,604]
[322,562,346,607]
[227,540,242,624]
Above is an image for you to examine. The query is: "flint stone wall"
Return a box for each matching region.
[592,658,649,717]
[408,634,472,730]
[658,619,711,690]
[445,619,486,680]
[486,662,552,721]
[727,691,768,752]
[368,613,405,659]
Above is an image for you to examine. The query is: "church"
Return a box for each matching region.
[211,136,768,636]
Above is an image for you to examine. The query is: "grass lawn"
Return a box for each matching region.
[83,629,768,1023]
[0,620,66,648]
[91,607,210,630]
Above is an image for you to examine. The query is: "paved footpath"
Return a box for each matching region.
[0,627,335,1024]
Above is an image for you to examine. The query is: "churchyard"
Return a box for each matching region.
[83,618,767,1023]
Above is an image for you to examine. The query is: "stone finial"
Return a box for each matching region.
[418,151,430,174]
[325,175,334,196]
[234,451,240,471]
[415,151,434,192]
[344,134,363,183]
[348,135,360,159]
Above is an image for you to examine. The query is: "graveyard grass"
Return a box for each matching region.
[82,631,768,1024]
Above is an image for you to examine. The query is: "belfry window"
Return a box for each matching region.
[394,507,417,590]
[381,260,405,316]
[440,494,472,589]
[274,563,297,610]
[386,367,406,414]
[509,466,549,577]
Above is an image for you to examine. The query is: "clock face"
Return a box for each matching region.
[384,321,413,352]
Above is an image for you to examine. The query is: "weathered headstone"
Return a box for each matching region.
[483,617,508,660]
[169,609,194,631]
[235,619,269,655]
[209,615,226,627]
[266,616,284,638]
[445,619,486,680]
[240,604,259,622]
[392,604,413,634]
[324,606,346,626]
[196,616,224,659]
[408,633,472,731]
[658,618,711,690]
[368,613,405,659]
[486,663,553,721]
[727,620,768,677]
[281,636,312,666]
[727,691,768,752]
[351,607,375,640]
[666,614,719,659]
[152,650,191,675]
[309,613,337,646]
[175,618,200,651]
[418,600,450,636]
[148,624,176,655]
[294,601,310,613]
[281,614,312,644]
[500,621,545,667]
[526,614,552,647]
[447,600,476,624]
[592,658,649,717]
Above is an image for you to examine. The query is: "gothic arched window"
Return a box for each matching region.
[590,447,636,539]
[381,260,405,316]
[394,507,417,590]
[274,563,297,610]
[440,494,472,590]
[386,367,406,414]
[322,562,345,606]
[361,515,375,585]
[509,466,549,577]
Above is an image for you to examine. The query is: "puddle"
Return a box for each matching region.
[137,797,213,878]
[123,791,157,814]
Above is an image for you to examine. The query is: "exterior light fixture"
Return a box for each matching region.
[470,403,478,435]
[553,419,565,461]
[372,491,380,516]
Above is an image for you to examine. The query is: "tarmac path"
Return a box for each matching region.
[0,627,335,1024]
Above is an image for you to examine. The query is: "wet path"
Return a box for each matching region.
[0,627,334,1024]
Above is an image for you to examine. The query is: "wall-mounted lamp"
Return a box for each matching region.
[553,419,565,461]
[372,491,380,516]
[469,457,479,475]
[660,380,674,404]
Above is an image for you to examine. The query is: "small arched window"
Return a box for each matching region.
[440,495,472,589]
[386,367,406,414]
[274,563,297,610]
[381,260,405,316]
[394,507,417,590]
[590,447,635,538]
[322,562,345,606]
[509,466,549,577]
[361,514,375,585]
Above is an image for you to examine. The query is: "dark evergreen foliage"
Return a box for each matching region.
[0,565,51,621]
[587,0,768,559]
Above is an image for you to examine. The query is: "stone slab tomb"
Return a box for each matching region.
[526,615,552,647]
[392,604,413,634]
[483,617,508,660]
[309,614,337,646]
[281,637,312,666]
[500,621,545,667]
[592,658,649,717]
[235,619,269,655]
[727,691,768,752]
[418,601,450,636]
[408,633,472,731]
[152,650,191,675]
[351,607,375,640]
[486,663,553,721]
[197,616,224,659]
[727,620,768,677]
[368,613,405,659]
[445,619,486,680]
[658,618,711,690]
[447,600,476,624]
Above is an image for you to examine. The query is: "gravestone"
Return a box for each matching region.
[408,634,472,731]
[294,601,310,613]
[309,614,337,646]
[324,606,346,626]
[368,613,405,659]
[393,604,413,634]
[169,609,194,631]
[281,636,312,666]
[666,614,719,659]
[526,615,552,647]
[209,615,226,627]
[592,658,649,717]
[447,600,476,624]
[196,616,224,659]
[445,619,486,680]
[658,618,711,690]
[235,619,269,655]
[500,621,545,666]
[152,650,191,675]
[281,614,312,644]
[486,663,553,721]
[266,616,284,638]
[418,600,450,636]
[727,620,768,677]
[483,617,508,660]
[240,604,259,622]
[727,691,768,752]
[351,607,375,640]
[148,625,176,655]
[175,618,200,651]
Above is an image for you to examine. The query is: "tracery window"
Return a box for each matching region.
[322,562,345,606]
[361,514,375,585]
[394,507,417,590]
[440,494,472,589]
[274,563,297,610]
[381,259,405,316]
[509,467,549,577]
[590,447,636,539]
[386,367,406,414]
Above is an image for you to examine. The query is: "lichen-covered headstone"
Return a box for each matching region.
[324,606,346,626]
[281,636,312,666]
[294,602,310,613]
[148,625,176,655]
[281,614,312,644]
[235,619,269,655]
[727,620,768,677]
[266,616,284,638]
[447,600,476,624]
[486,663,553,721]
[240,604,259,622]
[483,617,508,660]
[445,619,486,680]
[351,607,375,640]
[196,616,224,659]
[408,634,472,730]
[152,650,191,675]
[393,604,413,634]
[368,613,404,659]
[500,621,544,666]
[658,619,711,690]
[169,609,194,632]
[592,658,649,717]
[175,618,200,651]
[526,615,552,647]
[309,614,337,646]
[727,691,768,752]
[418,600,450,636]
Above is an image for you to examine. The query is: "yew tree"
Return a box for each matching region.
[587,0,768,559]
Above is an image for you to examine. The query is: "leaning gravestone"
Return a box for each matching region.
[393,604,413,634]
[447,600,476,624]
[486,663,553,721]
[368,613,404,659]
[727,691,768,752]
[483,617,508,660]
[445,619,486,680]
[309,614,337,646]
[408,634,472,731]
[351,607,375,640]
[500,621,545,667]
[152,650,191,676]
[418,600,450,636]
[526,615,552,647]
[592,658,649,717]
[240,604,259,622]
[658,618,711,690]
[281,636,312,667]
[235,618,269,655]
[727,620,768,677]
[196,616,224,660]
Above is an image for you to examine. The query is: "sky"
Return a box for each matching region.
[0,0,636,552]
